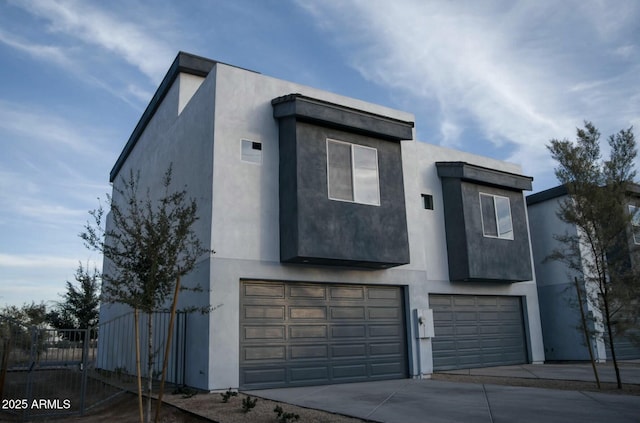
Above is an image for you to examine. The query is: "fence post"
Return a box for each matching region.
[79,327,90,415]
[0,328,11,400]
[24,326,38,421]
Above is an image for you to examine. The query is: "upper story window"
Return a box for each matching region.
[327,139,380,206]
[629,205,640,244]
[480,193,513,240]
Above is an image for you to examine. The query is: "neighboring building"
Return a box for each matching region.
[527,186,640,362]
[98,52,545,391]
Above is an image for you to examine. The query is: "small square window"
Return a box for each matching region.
[241,139,262,164]
[421,194,434,210]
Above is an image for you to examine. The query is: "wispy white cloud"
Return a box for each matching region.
[0,254,101,305]
[11,0,176,83]
[0,253,79,269]
[0,100,110,156]
[298,0,640,189]
[0,28,72,67]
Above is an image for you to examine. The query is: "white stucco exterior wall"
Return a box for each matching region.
[528,194,606,361]
[102,57,545,390]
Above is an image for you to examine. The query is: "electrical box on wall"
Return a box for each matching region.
[413,309,435,339]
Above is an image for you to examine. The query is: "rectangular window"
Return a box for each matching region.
[480,193,513,240]
[422,194,434,210]
[327,139,380,206]
[629,205,640,244]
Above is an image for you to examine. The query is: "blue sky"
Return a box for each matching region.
[1,0,639,307]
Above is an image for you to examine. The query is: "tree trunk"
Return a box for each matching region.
[154,276,181,423]
[134,309,143,423]
[146,313,154,423]
[575,277,600,389]
[602,297,622,388]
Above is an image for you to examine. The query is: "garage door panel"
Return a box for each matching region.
[369,307,400,319]
[244,282,285,298]
[480,339,502,349]
[289,325,327,339]
[457,340,482,350]
[240,281,407,389]
[370,362,404,376]
[290,306,327,320]
[455,325,479,336]
[478,311,499,321]
[290,366,329,383]
[369,324,402,337]
[245,326,286,340]
[456,312,478,321]
[290,285,326,299]
[290,345,328,360]
[477,297,498,306]
[333,363,367,379]
[479,325,500,335]
[431,294,527,371]
[331,344,367,358]
[330,286,365,300]
[331,325,366,338]
[331,307,365,319]
[453,297,476,306]
[434,311,454,322]
[243,367,285,385]
[370,342,402,356]
[368,287,400,300]
[243,345,286,361]
[244,305,285,320]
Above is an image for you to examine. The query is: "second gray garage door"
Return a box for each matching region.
[240,280,408,389]
[430,294,528,370]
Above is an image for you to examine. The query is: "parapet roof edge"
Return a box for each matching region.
[525,185,567,205]
[272,93,414,142]
[526,182,640,205]
[109,52,260,182]
[272,93,415,127]
[436,161,533,191]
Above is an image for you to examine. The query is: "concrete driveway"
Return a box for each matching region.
[247,363,640,423]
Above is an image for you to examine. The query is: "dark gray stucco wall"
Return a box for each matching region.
[278,115,299,262]
[438,162,533,282]
[275,96,412,268]
[461,182,533,281]
[440,178,469,279]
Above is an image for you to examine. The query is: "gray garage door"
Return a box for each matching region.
[430,294,528,370]
[240,280,408,389]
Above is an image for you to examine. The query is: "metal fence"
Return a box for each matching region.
[0,311,187,421]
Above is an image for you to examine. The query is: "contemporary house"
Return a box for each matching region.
[527,185,640,361]
[98,52,545,391]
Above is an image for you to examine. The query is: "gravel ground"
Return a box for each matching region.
[165,391,367,423]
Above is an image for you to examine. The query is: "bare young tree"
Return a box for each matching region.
[81,165,206,423]
[547,121,640,389]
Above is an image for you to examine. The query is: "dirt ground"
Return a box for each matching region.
[32,390,366,423]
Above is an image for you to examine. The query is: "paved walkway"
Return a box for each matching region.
[248,363,640,423]
[439,361,640,384]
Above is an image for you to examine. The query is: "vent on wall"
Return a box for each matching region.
[241,139,262,164]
